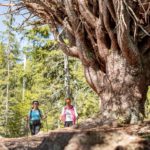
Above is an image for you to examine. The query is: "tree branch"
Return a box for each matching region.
[116,0,140,65]
[95,0,111,64]
[103,1,118,50]
[96,17,108,64]
[77,0,98,29]
[138,25,150,39]
[57,28,80,58]
[104,0,116,21]
[0,3,15,7]
[84,65,107,95]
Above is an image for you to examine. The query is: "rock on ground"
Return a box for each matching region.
[0,123,150,150]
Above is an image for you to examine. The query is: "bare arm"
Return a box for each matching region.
[60,108,65,122]
[74,107,78,119]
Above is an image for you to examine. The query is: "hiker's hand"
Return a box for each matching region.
[59,118,63,123]
[59,115,64,122]
[26,123,29,129]
[25,116,29,121]
[42,116,47,120]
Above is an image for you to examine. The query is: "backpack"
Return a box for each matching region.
[29,109,42,126]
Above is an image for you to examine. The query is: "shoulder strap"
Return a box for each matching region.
[64,105,74,110]
[38,109,42,118]
[70,105,74,109]
[30,109,32,120]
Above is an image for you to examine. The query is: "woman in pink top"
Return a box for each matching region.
[60,98,78,127]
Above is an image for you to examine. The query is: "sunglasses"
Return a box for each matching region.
[33,102,39,105]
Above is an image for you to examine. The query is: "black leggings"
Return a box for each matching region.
[64,121,73,127]
[30,124,41,135]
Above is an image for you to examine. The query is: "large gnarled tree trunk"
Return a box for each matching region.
[21,0,150,124]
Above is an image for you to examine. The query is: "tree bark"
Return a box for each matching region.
[100,52,148,123]
[83,50,149,123]
[21,0,150,124]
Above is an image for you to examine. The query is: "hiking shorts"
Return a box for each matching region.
[64,121,73,127]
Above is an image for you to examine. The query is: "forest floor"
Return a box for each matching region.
[0,119,150,150]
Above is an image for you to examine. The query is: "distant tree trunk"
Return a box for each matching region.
[64,54,71,98]
[22,55,26,101]
[6,55,10,127]
[5,0,13,128]
[22,0,150,124]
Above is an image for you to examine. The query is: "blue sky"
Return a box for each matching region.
[0,0,8,32]
[0,0,28,32]
[0,0,32,51]
[0,0,29,61]
[0,1,53,55]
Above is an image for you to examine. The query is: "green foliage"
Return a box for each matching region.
[0,25,99,137]
[145,86,150,118]
[0,19,150,138]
